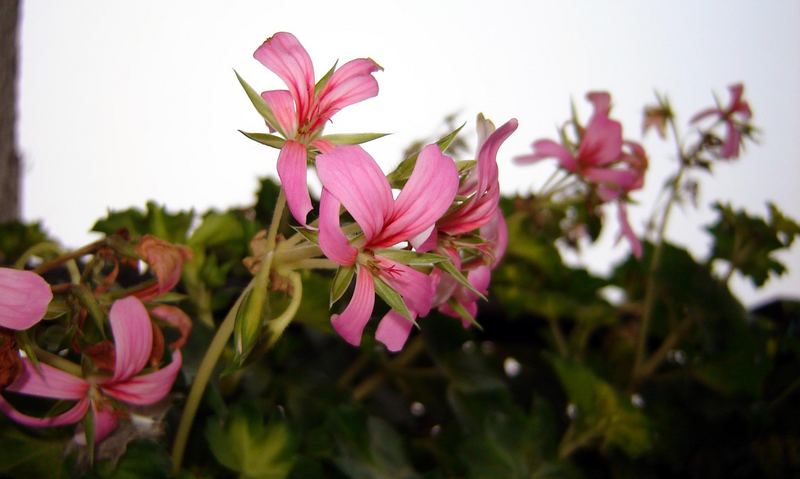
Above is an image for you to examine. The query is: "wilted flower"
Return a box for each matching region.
[134,235,193,300]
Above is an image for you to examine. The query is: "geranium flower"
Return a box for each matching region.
[691,83,752,159]
[254,32,382,225]
[0,267,52,330]
[0,296,182,444]
[316,144,458,351]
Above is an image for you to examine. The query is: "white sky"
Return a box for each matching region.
[17,0,800,307]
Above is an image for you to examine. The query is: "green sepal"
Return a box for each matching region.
[43,298,70,320]
[387,122,465,188]
[290,226,319,244]
[234,69,285,137]
[72,285,106,339]
[437,260,487,301]
[15,330,39,369]
[84,405,96,465]
[232,288,265,367]
[373,276,413,322]
[373,248,448,266]
[314,60,338,96]
[321,132,391,145]
[447,298,483,330]
[330,265,355,307]
[239,131,286,149]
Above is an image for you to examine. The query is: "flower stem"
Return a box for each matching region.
[33,239,106,275]
[170,189,286,475]
[633,114,686,383]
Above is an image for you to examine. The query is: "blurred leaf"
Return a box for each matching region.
[0,221,50,265]
[0,426,68,478]
[548,355,652,457]
[189,211,245,248]
[90,440,171,479]
[205,404,295,479]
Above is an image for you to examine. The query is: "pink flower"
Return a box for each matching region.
[0,296,182,444]
[436,116,518,236]
[254,32,382,225]
[316,144,458,351]
[0,267,52,331]
[515,92,647,258]
[691,83,752,159]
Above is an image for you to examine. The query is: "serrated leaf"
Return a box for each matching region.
[189,211,245,248]
[239,131,286,149]
[387,123,465,187]
[320,132,390,145]
[373,276,413,322]
[373,248,448,266]
[330,265,355,307]
[234,70,285,137]
[437,260,487,301]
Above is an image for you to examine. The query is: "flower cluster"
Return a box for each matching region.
[245,33,518,351]
[515,92,648,257]
[690,83,753,160]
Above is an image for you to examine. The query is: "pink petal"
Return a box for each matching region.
[318,188,358,266]
[110,297,153,383]
[331,266,375,347]
[150,305,192,350]
[313,58,382,131]
[472,118,517,203]
[413,226,438,253]
[375,256,433,317]
[586,91,611,118]
[6,358,88,400]
[468,265,492,295]
[253,32,315,125]
[260,89,298,137]
[0,268,52,330]
[310,138,335,154]
[277,140,313,226]
[515,139,577,172]
[374,145,458,247]
[690,107,721,124]
[583,167,640,191]
[375,310,414,353]
[719,121,741,159]
[316,145,393,242]
[75,403,119,445]
[481,210,508,268]
[0,395,89,428]
[578,115,623,167]
[617,202,642,259]
[102,350,182,406]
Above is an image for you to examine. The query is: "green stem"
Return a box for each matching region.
[32,346,83,376]
[633,114,687,382]
[170,189,286,475]
[548,315,569,358]
[286,258,338,270]
[267,271,303,347]
[33,239,105,275]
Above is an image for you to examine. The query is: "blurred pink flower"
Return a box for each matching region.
[134,235,193,300]
[0,267,52,331]
[691,83,752,159]
[254,32,382,225]
[316,144,458,351]
[0,297,182,444]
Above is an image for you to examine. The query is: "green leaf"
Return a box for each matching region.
[290,226,319,245]
[189,212,245,248]
[321,132,390,145]
[330,265,355,307]
[548,355,652,457]
[234,69,285,137]
[0,427,68,478]
[387,123,465,188]
[373,276,413,322]
[233,289,262,366]
[205,404,295,479]
[437,259,487,301]
[239,131,286,149]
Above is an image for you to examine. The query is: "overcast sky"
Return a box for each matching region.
[16,0,800,306]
